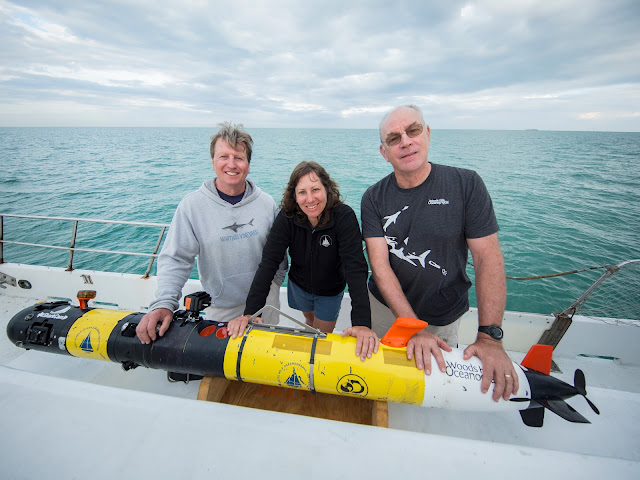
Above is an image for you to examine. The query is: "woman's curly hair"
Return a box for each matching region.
[281,161,343,226]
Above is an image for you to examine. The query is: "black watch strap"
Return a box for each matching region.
[478,325,504,341]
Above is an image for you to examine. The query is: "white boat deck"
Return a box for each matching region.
[1,263,640,479]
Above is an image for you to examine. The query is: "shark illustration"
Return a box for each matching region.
[406,250,432,268]
[386,236,417,266]
[382,206,409,232]
[223,219,254,233]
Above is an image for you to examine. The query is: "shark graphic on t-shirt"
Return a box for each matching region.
[382,206,447,276]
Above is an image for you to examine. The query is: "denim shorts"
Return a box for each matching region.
[287,279,344,322]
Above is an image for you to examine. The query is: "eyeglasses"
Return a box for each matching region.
[383,122,424,146]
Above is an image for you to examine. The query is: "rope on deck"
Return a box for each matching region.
[504,264,618,281]
[465,262,620,280]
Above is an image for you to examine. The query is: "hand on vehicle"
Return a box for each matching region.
[136,308,173,344]
[407,329,452,374]
[341,326,379,361]
[464,336,519,401]
[227,314,263,339]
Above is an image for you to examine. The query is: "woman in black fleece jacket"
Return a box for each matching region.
[228,161,379,361]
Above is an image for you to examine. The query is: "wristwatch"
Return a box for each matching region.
[478,325,504,341]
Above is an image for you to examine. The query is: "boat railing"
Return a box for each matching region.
[2,214,638,323]
[0,214,170,278]
[559,259,640,318]
[535,259,640,354]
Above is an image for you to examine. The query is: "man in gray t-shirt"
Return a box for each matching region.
[361,105,517,402]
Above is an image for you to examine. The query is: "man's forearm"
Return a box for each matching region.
[366,237,419,320]
[372,268,417,319]
[474,248,506,327]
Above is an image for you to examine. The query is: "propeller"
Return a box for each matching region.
[574,369,600,415]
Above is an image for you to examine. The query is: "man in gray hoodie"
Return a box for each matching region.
[136,122,286,344]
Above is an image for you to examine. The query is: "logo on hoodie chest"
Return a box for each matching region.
[223,218,254,233]
[220,218,259,242]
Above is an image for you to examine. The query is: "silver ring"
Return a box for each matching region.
[504,374,512,378]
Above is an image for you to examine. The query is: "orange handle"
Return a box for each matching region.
[380,317,428,348]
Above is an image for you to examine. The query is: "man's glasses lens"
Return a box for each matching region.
[406,124,423,137]
[385,124,423,146]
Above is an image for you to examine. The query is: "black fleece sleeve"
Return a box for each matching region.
[243,212,291,316]
[335,205,372,328]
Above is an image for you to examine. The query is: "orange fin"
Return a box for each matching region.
[521,344,554,374]
[380,317,428,348]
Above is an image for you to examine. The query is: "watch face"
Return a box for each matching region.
[489,326,503,340]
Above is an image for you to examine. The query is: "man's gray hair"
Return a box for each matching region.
[379,105,425,143]
[210,122,254,163]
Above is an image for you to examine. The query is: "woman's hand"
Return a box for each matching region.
[341,326,379,361]
[227,314,263,339]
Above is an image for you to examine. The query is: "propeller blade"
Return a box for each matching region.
[584,396,600,415]
[573,369,600,414]
[574,369,586,394]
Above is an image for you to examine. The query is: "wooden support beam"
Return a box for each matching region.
[197,376,388,428]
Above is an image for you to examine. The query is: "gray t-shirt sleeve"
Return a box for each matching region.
[463,170,499,239]
[361,175,392,239]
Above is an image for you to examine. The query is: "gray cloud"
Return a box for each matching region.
[1,0,639,130]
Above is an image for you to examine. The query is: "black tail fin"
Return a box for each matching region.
[520,408,545,427]
[539,398,590,424]
[519,398,589,427]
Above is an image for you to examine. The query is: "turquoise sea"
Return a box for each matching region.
[1,127,639,319]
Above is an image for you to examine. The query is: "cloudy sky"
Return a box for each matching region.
[1,0,639,131]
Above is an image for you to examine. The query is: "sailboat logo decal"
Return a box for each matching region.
[284,368,303,387]
[71,326,105,359]
[277,362,309,389]
[80,333,93,352]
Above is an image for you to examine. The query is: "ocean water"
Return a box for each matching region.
[1,127,639,319]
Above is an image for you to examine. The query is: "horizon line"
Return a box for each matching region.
[1,126,639,134]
